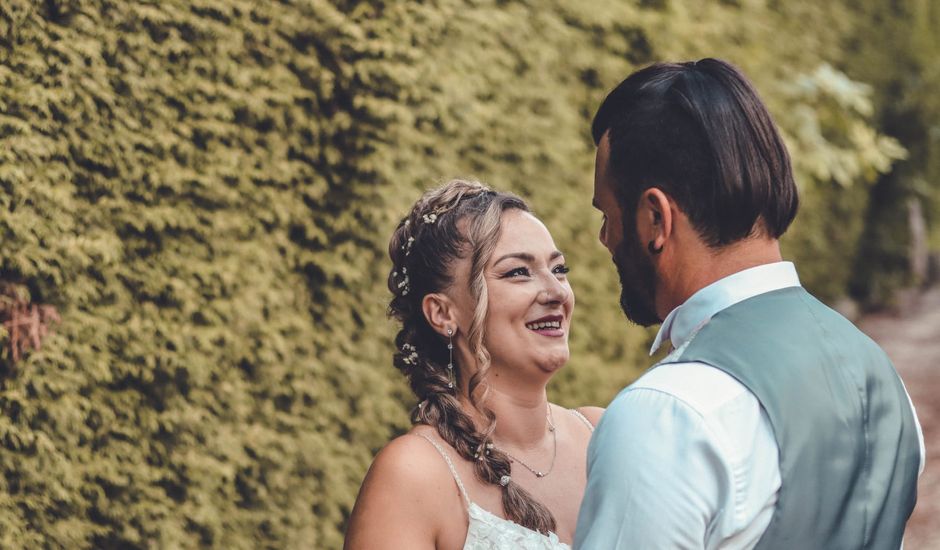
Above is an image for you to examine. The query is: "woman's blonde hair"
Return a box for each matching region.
[387,179,556,534]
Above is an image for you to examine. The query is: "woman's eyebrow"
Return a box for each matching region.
[493,252,535,267]
[493,250,563,267]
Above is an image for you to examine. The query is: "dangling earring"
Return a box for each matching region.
[447,328,455,389]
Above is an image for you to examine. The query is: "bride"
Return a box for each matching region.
[344,180,603,549]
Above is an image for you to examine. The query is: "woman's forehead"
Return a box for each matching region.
[493,210,558,256]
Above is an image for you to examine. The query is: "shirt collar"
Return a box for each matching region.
[650,261,802,355]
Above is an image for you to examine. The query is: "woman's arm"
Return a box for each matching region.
[344,435,450,550]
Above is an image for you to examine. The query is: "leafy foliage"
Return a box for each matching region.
[844,0,940,302]
[0,0,913,547]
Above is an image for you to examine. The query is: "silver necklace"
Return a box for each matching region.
[494,405,557,479]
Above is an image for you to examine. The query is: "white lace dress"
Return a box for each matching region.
[417,410,594,550]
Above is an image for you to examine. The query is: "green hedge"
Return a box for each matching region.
[844,0,940,301]
[0,1,908,548]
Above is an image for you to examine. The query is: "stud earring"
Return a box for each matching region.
[447,328,455,389]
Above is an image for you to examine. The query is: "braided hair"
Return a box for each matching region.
[387,179,557,534]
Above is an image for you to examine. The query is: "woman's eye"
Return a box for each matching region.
[553,264,571,275]
[502,267,531,278]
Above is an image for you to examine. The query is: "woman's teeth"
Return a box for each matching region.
[525,320,561,330]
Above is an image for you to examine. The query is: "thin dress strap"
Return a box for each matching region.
[416,433,472,509]
[568,409,595,432]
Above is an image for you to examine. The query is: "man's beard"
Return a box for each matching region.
[613,229,661,327]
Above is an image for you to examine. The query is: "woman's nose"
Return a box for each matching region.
[538,274,570,304]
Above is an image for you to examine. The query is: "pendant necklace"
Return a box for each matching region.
[494,405,557,479]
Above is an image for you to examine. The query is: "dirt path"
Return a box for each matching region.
[861,286,940,549]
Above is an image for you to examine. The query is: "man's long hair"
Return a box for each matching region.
[592,58,799,248]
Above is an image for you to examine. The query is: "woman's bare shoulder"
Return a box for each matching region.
[364,428,454,496]
[345,428,458,549]
[574,406,605,427]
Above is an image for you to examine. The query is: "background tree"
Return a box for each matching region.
[845,0,940,303]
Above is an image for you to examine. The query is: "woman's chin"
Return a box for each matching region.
[536,351,569,375]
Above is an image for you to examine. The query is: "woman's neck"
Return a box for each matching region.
[479,385,551,450]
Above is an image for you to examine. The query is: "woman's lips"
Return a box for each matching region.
[525,315,565,337]
[529,327,565,337]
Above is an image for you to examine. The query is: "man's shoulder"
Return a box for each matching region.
[614,361,757,417]
[599,362,777,479]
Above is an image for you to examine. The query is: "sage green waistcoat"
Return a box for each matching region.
[659,286,919,549]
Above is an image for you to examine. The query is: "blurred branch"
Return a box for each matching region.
[0,283,59,366]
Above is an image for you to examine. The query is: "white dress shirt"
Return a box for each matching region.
[574,262,925,550]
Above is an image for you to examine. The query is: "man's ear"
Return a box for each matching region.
[422,292,458,336]
[638,187,673,254]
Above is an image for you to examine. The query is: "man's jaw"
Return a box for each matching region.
[614,242,661,327]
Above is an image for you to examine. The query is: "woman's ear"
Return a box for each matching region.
[638,187,673,254]
[422,293,458,336]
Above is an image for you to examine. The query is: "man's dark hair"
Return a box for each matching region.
[592,58,799,246]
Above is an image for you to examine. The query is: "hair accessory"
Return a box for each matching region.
[446,328,455,389]
[395,266,411,296]
[411,398,428,424]
[401,343,418,365]
[499,475,511,487]
[401,236,415,257]
[422,213,438,224]
[396,274,410,289]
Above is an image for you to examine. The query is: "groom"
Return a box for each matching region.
[575,59,924,549]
